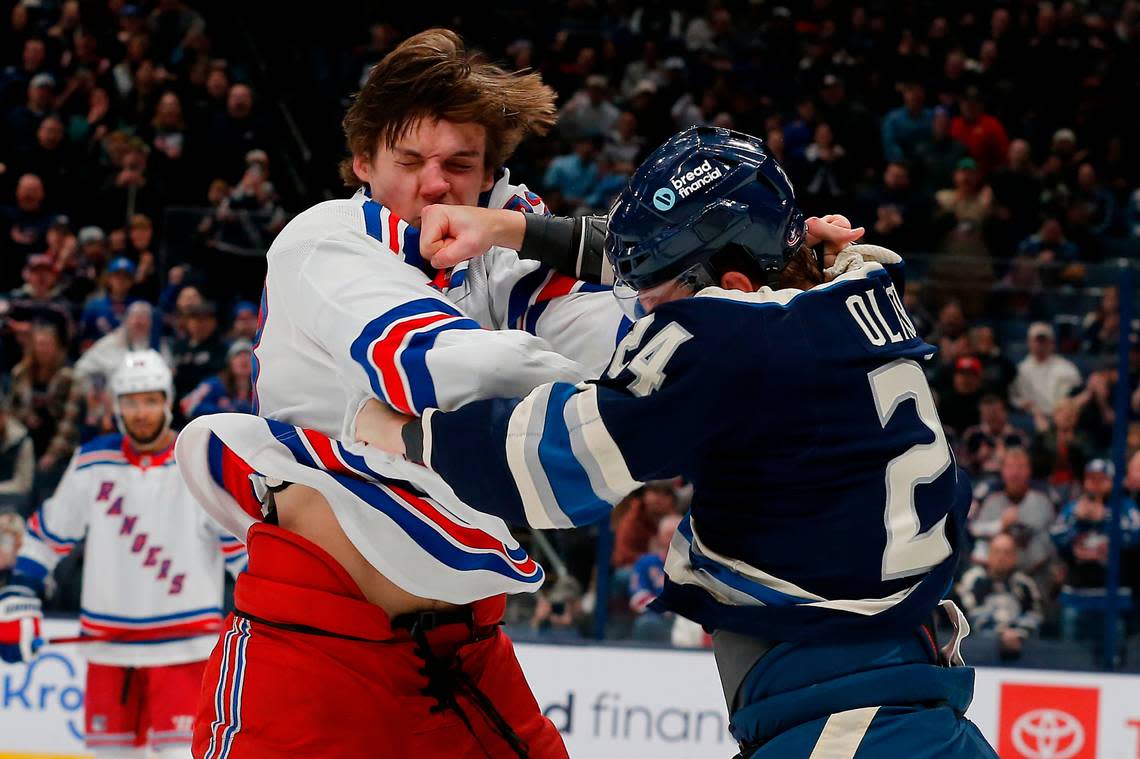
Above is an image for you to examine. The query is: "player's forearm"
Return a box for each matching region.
[519,214,612,285]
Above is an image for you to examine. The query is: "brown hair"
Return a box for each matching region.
[339,28,557,187]
[778,247,824,290]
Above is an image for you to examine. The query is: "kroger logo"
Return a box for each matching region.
[1011,708,1084,759]
[652,187,675,211]
[2,652,85,742]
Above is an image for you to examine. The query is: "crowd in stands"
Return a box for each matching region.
[3,0,1140,664]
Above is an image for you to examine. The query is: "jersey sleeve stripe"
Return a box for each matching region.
[535,382,614,526]
[207,433,264,521]
[27,510,81,551]
[506,268,552,330]
[504,385,574,529]
[569,385,642,501]
[270,421,540,581]
[349,298,481,416]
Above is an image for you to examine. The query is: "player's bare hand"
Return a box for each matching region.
[805,215,864,268]
[419,205,526,270]
[354,399,412,456]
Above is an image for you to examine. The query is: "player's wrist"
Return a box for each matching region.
[493,208,527,250]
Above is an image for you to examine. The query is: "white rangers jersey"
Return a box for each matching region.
[175,173,627,604]
[15,433,246,666]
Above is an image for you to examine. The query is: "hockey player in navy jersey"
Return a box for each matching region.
[0,351,246,758]
[356,126,998,758]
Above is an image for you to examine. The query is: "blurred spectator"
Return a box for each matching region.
[961,395,1030,477]
[96,142,159,230]
[530,574,584,639]
[628,513,682,642]
[934,157,993,227]
[144,90,196,203]
[1031,397,1093,498]
[969,325,1016,399]
[204,82,265,183]
[7,115,72,208]
[59,225,109,304]
[783,97,817,161]
[1017,217,1079,265]
[557,75,620,141]
[542,136,601,212]
[0,512,25,585]
[78,256,138,348]
[171,299,227,406]
[0,38,48,110]
[7,324,80,474]
[4,253,75,346]
[1010,322,1082,416]
[67,86,116,151]
[0,393,34,514]
[1071,163,1115,238]
[228,300,259,342]
[75,301,168,391]
[612,483,677,569]
[956,532,1043,660]
[859,161,928,252]
[147,0,207,68]
[949,87,1009,176]
[603,111,644,170]
[880,82,932,163]
[794,122,850,212]
[970,447,1057,594]
[180,339,254,420]
[989,140,1043,249]
[816,74,880,179]
[915,106,969,194]
[3,72,55,151]
[1081,287,1137,356]
[990,254,1045,320]
[901,281,934,338]
[1051,459,1140,641]
[125,213,159,298]
[939,355,986,435]
[619,41,665,99]
[1,174,52,282]
[1071,360,1118,454]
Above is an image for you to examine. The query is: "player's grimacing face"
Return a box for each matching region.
[355,118,494,227]
[119,391,168,445]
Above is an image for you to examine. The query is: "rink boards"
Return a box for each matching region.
[1,620,1139,758]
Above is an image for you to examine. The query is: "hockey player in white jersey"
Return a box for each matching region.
[170,29,624,758]
[0,351,246,758]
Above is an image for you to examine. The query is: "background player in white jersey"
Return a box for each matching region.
[172,29,623,758]
[0,350,246,759]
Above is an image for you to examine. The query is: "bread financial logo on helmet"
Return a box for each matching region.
[652,187,676,211]
[669,158,724,199]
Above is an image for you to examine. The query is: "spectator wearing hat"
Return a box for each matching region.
[1051,459,1140,641]
[78,256,138,348]
[956,532,1043,661]
[557,74,621,141]
[1011,322,1082,416]
[1,174,53,284]
[949,87,1009,176]
[970,447,1058,596]
[179,338,254,420]
[3,253,74,347]
[0,393,35,514]
[881,82,933,163]
[961,394,1030,477]
[2,72,56,152]
[933,156,993,227]
[59,224,109,303]
[43,214,76,268]
[171,299,228,413]
[228,300,259,342]
[937,355,986,435]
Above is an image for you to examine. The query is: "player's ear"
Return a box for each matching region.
[352,154,372,184]
[719,271,758,293]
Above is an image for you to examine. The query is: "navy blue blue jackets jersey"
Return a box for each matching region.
[420,258,971,641]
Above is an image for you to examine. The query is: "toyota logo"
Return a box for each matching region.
[1011,708,1085,759]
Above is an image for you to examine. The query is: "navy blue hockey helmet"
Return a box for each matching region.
[605,126,805,292]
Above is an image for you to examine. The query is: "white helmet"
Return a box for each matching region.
[111,350,174,437]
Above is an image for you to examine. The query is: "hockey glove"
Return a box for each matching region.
[0,586,43,664]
